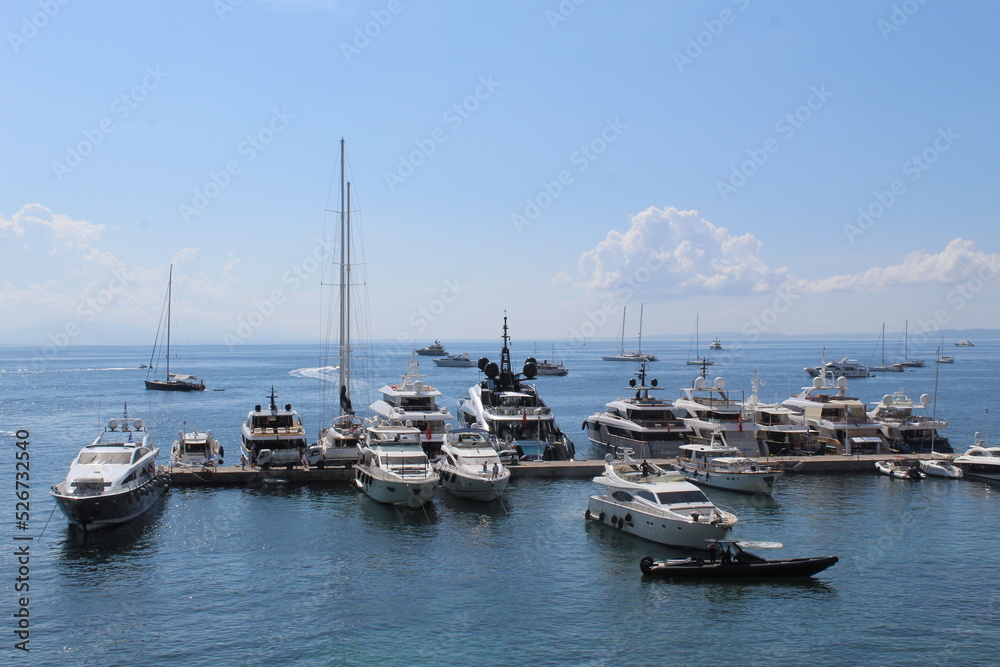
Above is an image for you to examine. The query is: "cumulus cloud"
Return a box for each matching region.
[803,238,1000,292]
[571,207,998,297]
[574,206,784,294]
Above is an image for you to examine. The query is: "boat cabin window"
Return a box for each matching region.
[656,490,710,505]
[611,490,634,502]
[634,490,656,503]
[385,455,428,467]
[78,451,132,465]
[131,448,149,463]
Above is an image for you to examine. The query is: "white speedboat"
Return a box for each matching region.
[433,352,476,368]
[674,442,783,495]
[50,409,169,532]
[308,139,365,470]
[919,458,962,479]
[414,340,448,356]
[435,427,510,501]
[458,316,575,461]
[370,356,453,458]
[241,387,307,469]
[170,426,223,467]
[875,460,925,480]
[675,374,759,455]
[585,456,737,548]
[867,390,951,453]
[953,439,1000,481]
[354,422,439,507]
[603,304,659,362]
[583,362,691,459]
[782,375,890,455]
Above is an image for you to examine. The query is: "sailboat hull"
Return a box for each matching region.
[145,379,205,392]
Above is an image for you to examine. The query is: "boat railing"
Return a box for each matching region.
[608,495,735,525]
[489,406,551,417]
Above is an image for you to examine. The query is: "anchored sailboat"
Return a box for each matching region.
[685,314,716,366]
[145,264,205,391]
[603,304,659,362]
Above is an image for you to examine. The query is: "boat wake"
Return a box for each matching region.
[737,541,784,549]
[0,367,142,374]
[288,366,339,382]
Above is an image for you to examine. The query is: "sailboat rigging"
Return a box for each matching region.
[308,139,367,468]
[145,264,205,391]
[686,313,715,366]
[602,304,659,362]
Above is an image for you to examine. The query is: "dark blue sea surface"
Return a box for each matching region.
[1,340,997,666]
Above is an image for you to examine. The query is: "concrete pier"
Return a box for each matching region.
[168,453,939,486]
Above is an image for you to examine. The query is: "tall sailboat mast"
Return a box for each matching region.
[637,303,644,355]
[337,139,353,414]
[166,264,173,379]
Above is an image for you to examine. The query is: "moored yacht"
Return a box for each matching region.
[170,426,223,467]
[370,356,453,458]
[354,422,439,507]
[583,362,691,459]
[458,316,575,461]
[744,378,825,456]
[435,427,510,501]
[867,390,951,453]
[585,456,737,548]
[675,442,783,495]
[50,408,169,532]
[953,438,1000,481]
[603,305,659,362]
[782,376,890,455]
[674,372,758,455]
[241,387,307,469]
[534,357,569,376]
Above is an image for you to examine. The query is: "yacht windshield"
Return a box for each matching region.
[656,490,711,505]
[78,451,132,465]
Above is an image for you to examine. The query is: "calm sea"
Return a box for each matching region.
[1,339,997,666]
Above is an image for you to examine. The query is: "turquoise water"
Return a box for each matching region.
[2,341,998,665]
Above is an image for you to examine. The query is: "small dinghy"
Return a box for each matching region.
[640,540,838,579]
[875,460,924,480]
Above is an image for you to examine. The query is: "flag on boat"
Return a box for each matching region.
[522,410,528,427]
[424,424,432,440]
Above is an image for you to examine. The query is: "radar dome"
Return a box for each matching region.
[694,376,707,390]
[477,357,490,371]
[882,394,892,406]
[836,376,848,389]
[523,361,537,379]
[919,393,931,407]
[714,377,725,390]
[484,362,499,379]
[813,377,824,389]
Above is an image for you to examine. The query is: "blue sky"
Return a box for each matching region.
[2,0,999,348]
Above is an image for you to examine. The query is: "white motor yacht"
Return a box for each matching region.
[954,338,974,347]
[585,456,738,549]
[805,351,871,378]
[414,340,448,356]
[170,426,223,467]
[241,387,307,470]
[919,458,963,479]
[50,409,169,531]
[744,378,824,456]
[354,422,439,507]
[583,362,691,459]
[674,373,759,455]
[782,375,890,455]
[433,352,476,368]
[953,438,1000,481]
[534,358,568,376]
[435,427,510,501]
[458,316,575,461]
[867,390,951,453]
[675,442,784,495]
[370,356,453,458]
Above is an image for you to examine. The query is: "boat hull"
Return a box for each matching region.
[50,472,169,531]
[674,462,781,495]
[145,379,205,392]
[639,555,839,578]
[438,469,510,502]
[354,467,438,507]
[585,496,732,549]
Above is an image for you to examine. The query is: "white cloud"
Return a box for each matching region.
[574,206,784,294]
[803,238,1000,292]
[572,207,999,299]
